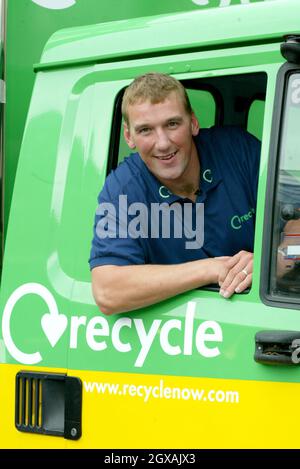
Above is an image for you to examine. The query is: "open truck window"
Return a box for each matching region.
[111,73,266,170]
[110,72,266,292]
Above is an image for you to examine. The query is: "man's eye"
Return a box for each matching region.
[168,121,179,128]
[139,128,151,134]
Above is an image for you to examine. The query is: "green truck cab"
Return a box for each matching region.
[1,0,300,449]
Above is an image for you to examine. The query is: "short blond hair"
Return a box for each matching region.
[122,72,192,124]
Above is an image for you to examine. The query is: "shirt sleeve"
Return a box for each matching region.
[89,177,146,270]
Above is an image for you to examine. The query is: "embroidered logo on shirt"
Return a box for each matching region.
[159,186,173,198]
[203,169,213,183]
[231,208,255,230]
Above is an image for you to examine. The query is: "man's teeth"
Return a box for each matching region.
[158,152,176,160]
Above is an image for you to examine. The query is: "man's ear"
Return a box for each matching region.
[123,122,136,149]
[191,112,200,136]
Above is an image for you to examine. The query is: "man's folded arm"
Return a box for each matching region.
[91,259,222,315]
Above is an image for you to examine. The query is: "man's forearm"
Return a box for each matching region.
[92,258,219,315]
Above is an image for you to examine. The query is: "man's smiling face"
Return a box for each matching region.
[124,91,199,186]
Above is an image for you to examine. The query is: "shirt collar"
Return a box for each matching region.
[136,132,222,204]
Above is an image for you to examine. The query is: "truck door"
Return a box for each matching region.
[64,43,300,448]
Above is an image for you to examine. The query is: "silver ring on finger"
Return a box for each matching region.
[241,268,248,276]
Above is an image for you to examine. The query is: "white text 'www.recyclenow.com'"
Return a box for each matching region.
[84,379,239,404]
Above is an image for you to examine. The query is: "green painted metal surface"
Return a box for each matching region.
[39,0,297,69]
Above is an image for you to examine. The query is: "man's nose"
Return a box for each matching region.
[155,129,171,151]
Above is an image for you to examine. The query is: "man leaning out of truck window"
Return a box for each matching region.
[89,72,260,315]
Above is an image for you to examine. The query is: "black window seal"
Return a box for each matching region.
[260,62,300,310]
[107,88,124,175]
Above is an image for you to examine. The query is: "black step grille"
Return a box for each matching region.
[15,374,42,430]
[15,371,82,439]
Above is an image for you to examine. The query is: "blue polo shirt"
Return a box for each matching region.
[89,126,260,269]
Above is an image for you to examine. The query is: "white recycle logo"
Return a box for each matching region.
[2,285,223,367]
[2,283,67,364]
[32,0,76,10]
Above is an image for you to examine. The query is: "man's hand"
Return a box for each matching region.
[217,250,253,298]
